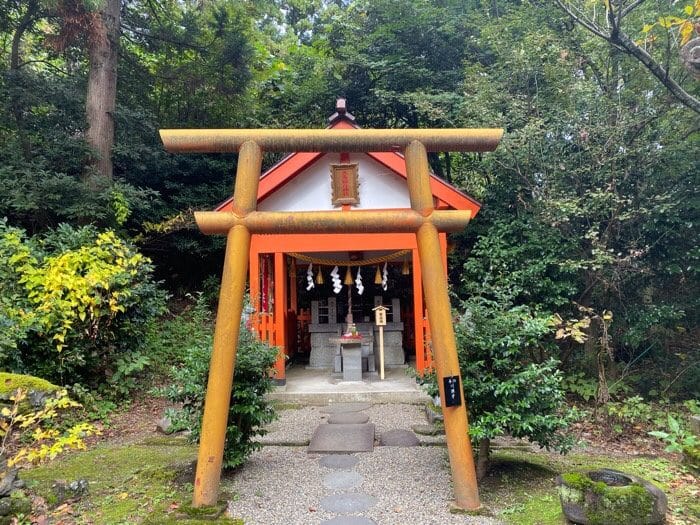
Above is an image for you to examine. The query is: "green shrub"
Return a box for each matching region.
[159,297,278,469]
[454,296,578,454]
[604,395,654,433]
[0,220,166,394]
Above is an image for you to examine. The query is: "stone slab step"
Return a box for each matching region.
[308,423,375,454]
[267,390,430,405]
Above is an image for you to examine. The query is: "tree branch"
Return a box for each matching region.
[552,0,700,114]
[612,31,700,113]
[553,0,611,40]
[621,0,646,18]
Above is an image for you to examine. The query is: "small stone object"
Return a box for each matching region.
[690,415,700,437]
[319,455,359,469]
[0,490,31,517]
[320,517,377,525]
[51,479,89,505]
[155,416,173,434]
[0,498,10,517]
[320,402,371,414]
[412,423,443,436]
[0,468,19,497]
[425,404,443,425]
[319,493,377,513]
[308,424,375,453]
[380,429,420,447]
[557,469,667,525]
[328,412,370,424]
[322,471,363,490]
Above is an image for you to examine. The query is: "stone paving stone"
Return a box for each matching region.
[323,470,363,490]
[328,412,370,424]
[319,493,377,513]
[320,517,377,525]
[319,455,360,469]
[379,429,420,447]
[320,402,371,414]
[411,423,443,436]
[309,424,375,453]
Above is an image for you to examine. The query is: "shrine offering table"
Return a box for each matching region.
[329,337,364,381]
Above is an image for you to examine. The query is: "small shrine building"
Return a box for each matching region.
[214,100,481,384]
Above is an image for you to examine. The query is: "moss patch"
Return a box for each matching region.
[23,441,199,524]
[0,372,59,396]
[480,449,696,525]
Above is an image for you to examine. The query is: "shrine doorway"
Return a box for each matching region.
[247,233,448,384]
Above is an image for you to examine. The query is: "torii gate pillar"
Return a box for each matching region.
[160,127,503,511]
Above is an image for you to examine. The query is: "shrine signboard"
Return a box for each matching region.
[330,162,359,206]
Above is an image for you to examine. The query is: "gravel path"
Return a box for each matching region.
[226,403,502,525]
[257,404,445,446]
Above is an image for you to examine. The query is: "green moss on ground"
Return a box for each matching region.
[480,449,698,525]
[23,440,231,524]
[0,372,59,396]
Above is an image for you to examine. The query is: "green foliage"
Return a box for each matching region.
[648,414,700,453]
[603,396,655,434]
[0,220,166,393]
[562,372,598,402]
[452,295,578,452]
[159,296,278,469]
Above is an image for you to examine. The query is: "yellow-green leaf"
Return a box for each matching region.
[680,21,694,45]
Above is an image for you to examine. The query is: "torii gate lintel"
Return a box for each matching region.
[160,129,503,511]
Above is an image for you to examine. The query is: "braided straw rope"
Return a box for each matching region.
[288,249,410,267]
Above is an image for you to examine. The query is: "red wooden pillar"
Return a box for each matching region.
[412,248,425,375]
[273,252,287,384]
[439,232,448,273]
[249,248,260,314]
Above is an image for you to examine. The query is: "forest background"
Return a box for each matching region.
[0,0,698,445]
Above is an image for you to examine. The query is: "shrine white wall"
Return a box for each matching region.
[258,153,411,212]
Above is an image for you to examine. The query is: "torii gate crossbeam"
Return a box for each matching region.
[160,128,503,511]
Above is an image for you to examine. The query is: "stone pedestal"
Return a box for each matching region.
[341,344,362,381]
[373,323,405,366]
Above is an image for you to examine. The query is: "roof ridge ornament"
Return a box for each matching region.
[328,97,356,123]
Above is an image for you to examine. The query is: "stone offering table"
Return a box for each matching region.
[329,337,364,381]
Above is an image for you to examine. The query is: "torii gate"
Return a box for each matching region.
[160,127,503,510]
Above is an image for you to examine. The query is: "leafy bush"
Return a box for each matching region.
[159,296,278,469]
[0,220,166,394]
[603,395,654,433]
[454,296,578,455]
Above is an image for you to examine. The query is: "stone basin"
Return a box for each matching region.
[556,468,667,525]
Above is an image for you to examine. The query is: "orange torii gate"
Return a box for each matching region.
[160,127,503,510]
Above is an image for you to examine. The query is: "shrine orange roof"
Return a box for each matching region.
[215,100,481,216]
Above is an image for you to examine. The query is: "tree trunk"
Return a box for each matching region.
[476,438,490,481]
[10,0,39,159]
[84,0,120,190]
